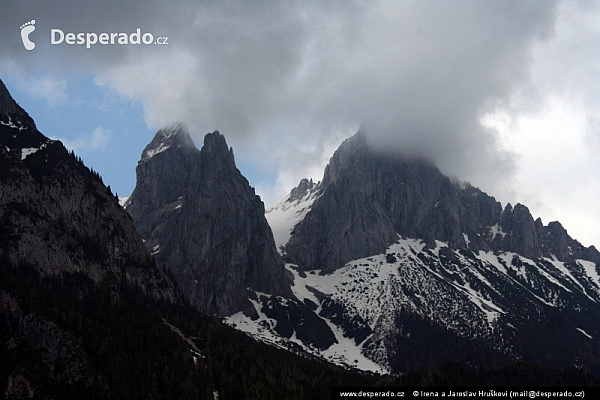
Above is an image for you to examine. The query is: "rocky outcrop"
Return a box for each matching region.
[0,78,185,397]
[0,79,176,301]
[0,80,36,131]
[285,130,600,272]
[288,178,319,203]
[127,126,291,316]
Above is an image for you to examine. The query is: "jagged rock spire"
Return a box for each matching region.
[127,126,291,316]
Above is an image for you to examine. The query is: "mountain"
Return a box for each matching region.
[284,130,600,272]
[0,78,212,396]
[1,79,381,399]
[121,119,600,376]
[0,80,175,299]
[126,125,292,316]
[238,128,600,374]
[5,78,598,397]
[267,178,321,253]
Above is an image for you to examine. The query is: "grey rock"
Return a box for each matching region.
[0,78,176,301]
[0,80,36,131]
[288,178,318,203]
[128,126,291,316]
[285,129,599,272]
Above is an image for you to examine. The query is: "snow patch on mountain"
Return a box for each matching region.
[266,180,321,252]
[140,123,189,162]
[579,259,600,290]
[319,312,384,373]
[226,299,281,345]
[463,233,470,248]
[143,142,170,161]
[1,116,27,131]
[545,256,588,295]
[477,250,508,275]
[118,196,129,208]
[489,223,507,240]
[225,289,387,374]
[20,142,49,160]
[576,328,593,339]
[225,232,600,372]
[159,122,182,139]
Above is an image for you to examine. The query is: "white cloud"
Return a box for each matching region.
[17,75,68,107]
[54,126,111,152]
[478,1,600,247]
[1,0,599,246]
[482,95,600,247]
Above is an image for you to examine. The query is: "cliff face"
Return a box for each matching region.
[285,130,600,272]
[127,126,291,316]
[0,78,181,397]
[0,80,175,300]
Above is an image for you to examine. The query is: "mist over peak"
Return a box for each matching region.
[2,0,599,246]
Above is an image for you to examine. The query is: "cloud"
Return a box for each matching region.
[54,126,111,152]
[2,1,599,245]
[478,0,600,246]
[0,2,557,160]
[85,1,559,187]
[17,75,68,106]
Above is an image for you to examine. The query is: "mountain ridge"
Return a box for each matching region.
[126,124,292,316]
[284,130,599,273]
[0,80,175,299]
[6,76,600,396]
[0,78,188,396]
[254,128,600,373]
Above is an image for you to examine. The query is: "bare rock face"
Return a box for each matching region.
[0,78,178,397]
[288,178,318,203]
[285,130,600,272]
[127,126,291,316]
[0,79,175,301]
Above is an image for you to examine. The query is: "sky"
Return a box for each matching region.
[1,0,599,247]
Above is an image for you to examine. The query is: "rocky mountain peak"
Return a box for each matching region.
[0,80,36,132]
[499,203,541,259]
[200,130,236,171]
[0,78,175,301]
[284,129,599,272]
[0,80,23,116]
[128,127,291,316]
[288,178,318,203]
[127,123,199,215]
[321,131,368,187]
[141,122,195,162]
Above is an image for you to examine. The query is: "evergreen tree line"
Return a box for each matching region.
[1,263,598,400]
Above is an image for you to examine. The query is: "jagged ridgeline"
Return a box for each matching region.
[4,74,600,397]
[0,79,176,297]
[126,120,600,376]
[125,124,291,316]
[0,79,373,398]
[123,111,600,380]
[285,130,600,272]
[261,129,600,374]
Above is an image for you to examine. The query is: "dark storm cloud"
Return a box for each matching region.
[0,0,558,190]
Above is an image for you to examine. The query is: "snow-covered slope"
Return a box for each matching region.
[265,178,321,253]
[227,233,600,373]
[235,131,600,374]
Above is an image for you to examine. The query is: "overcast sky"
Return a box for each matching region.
[1,0,599,247]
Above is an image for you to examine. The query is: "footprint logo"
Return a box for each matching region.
[20,20,36,51]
